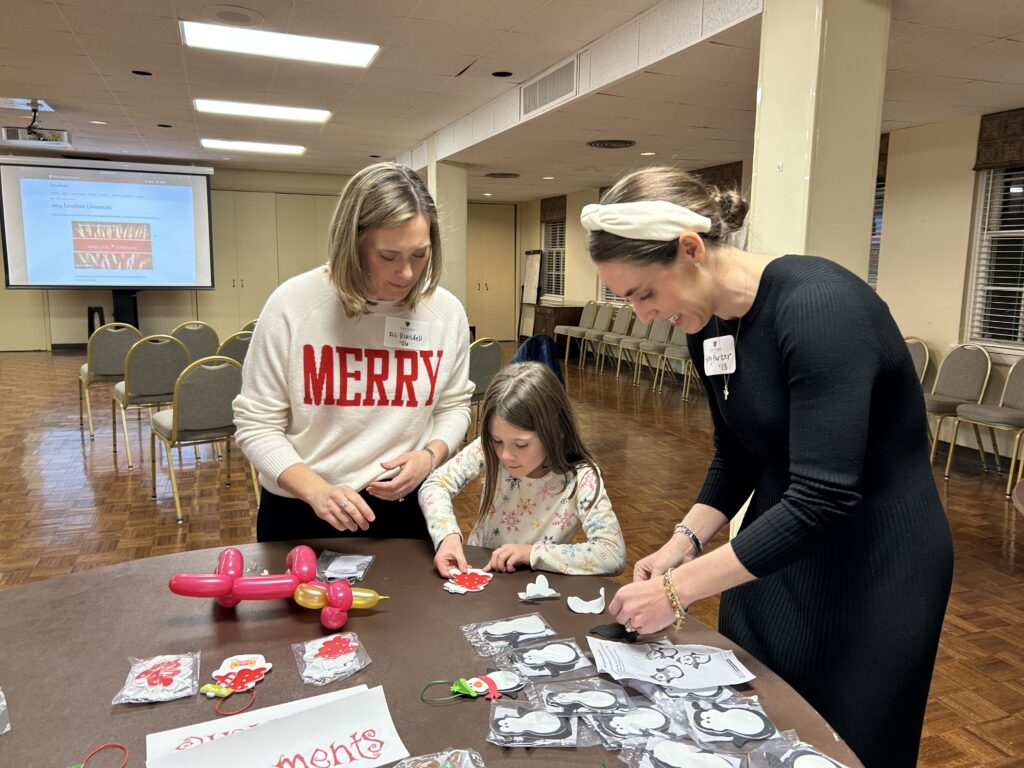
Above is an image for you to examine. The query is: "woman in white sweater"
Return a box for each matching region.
[234,163,473,541]
[419,362,626,576]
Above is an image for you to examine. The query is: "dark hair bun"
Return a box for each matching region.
[715,189,749,232]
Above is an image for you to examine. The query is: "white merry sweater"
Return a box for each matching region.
[418,438,627,575]
[234,267,473,497]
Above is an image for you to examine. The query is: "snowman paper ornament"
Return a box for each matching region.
[422,669,525,702]
[462,612,556,655]
[506,638,593,678]
[754,744,850,768]
[587,705,676,748]
[640,738,743,768]
[488,705,576,747]
[518,573,560,601]
[547,689,619,714]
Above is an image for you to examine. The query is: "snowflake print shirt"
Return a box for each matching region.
[418,438,626,575]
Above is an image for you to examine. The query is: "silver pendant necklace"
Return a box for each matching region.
[717,317,742,401]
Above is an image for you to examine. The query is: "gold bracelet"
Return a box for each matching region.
[423,445,438,473]
[663,567,687,630]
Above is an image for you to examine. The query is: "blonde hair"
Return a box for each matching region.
[327,162,443,318]
[478,362,601,519]
[588,166,748,267]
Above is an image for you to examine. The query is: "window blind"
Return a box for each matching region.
[541,219,565,298]
[968,166,1024,345]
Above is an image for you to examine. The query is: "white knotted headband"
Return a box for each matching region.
[580,200,711,241]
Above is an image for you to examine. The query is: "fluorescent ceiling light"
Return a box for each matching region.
[195,98,330,123]
[180,20,379,67]
[201,138,305,155]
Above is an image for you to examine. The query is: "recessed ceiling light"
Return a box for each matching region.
[485,172,519,179]
[640,151,656,156]
[194,98,331,123]
[90,120,108,125]
[201,138,305,155]
[131,69,153,76]
[157,123,173,128]
[482,192,493,197]
[542,176,555,180]
[369,154,381,159]
[120,150,131,154]
[491,71,513,78]
[587,139,635,149]
[180,20,379,67]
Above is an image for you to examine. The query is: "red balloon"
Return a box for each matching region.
[326,580,353,611]
[285,545,317,583]
[321,606,349,630]
[215,548,244,578]
[232,574,300,600]
[169,573,233,598]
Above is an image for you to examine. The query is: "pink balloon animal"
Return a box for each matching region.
[168,545,355,630]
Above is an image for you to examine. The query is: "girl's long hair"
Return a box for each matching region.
[478,362,601,519]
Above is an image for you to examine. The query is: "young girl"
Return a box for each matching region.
[418,361,626,577]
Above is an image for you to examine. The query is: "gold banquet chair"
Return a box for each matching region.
[654,325,698,399]
[904,336,930,384]
[468,337,505,436]
[113,335,191,469]
[217,330,253,364]
[171,320,220,361]
[150,356,257,524]
[925,343,991,465]
[588,304,633,374]
[78,322,142,438]
[553,300,598,365]
[575,302,616,369]
[944,356,1024,497]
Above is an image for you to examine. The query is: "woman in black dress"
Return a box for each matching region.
[593,166,953,768]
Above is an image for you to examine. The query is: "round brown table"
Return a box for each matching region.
[0,539,862,766]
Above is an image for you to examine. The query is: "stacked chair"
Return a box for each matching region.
[653,325,698,400]
[601,317,652,380]
[636,320,680,387]
[586,305,633,374]
[620,319,671,386]
[574,303,616,368]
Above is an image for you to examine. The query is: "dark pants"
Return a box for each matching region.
[256,486,430,542]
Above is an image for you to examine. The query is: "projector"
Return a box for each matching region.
[1,126,73,149]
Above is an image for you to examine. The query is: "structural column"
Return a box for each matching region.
[748,0,891,277]
[426,138,468,306]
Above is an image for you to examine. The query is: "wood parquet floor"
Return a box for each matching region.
[1,348,1022,765]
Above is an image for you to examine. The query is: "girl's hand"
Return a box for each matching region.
[633,534,692,582]
[366,450,433,501]
[484,544,533,573]
[434,533,469,577]
[307,484,375,532]
[609,578,677,635]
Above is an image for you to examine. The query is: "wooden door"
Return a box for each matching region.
[234,192,279,329]
[467,203,516,340]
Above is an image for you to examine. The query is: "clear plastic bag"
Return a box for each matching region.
[527,676,636,716]
[393,747,485,768]
[0,686,10,735]
[316,550,374,582]
[112,651,200,704]
[619,736,744,767]
[582,696,685,750]
[460,612,556,656]
[746,738,852,767]
[498,637,594,680]
[487,700,578,748]
[292,632,371,685]
[626,678,739,707]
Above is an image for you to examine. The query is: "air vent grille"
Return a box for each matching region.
[522,59,576,118]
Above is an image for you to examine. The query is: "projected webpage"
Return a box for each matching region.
[1,163,212,289]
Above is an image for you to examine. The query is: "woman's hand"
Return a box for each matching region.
[484,544,533,573]
[609,578,677,636]
[307,483,375,532]
[366,449,433,501]
[633,534,693,582]
[435,533,470,577]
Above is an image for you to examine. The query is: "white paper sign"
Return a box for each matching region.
[147,685,368,762]
[703,334,736,375]
[148,686,408,768]
[587,637,754,690]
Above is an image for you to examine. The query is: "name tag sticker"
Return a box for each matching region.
[703,334,737,376]
[383,316,430,350]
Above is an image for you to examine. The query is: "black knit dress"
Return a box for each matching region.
[686,256,953,768]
